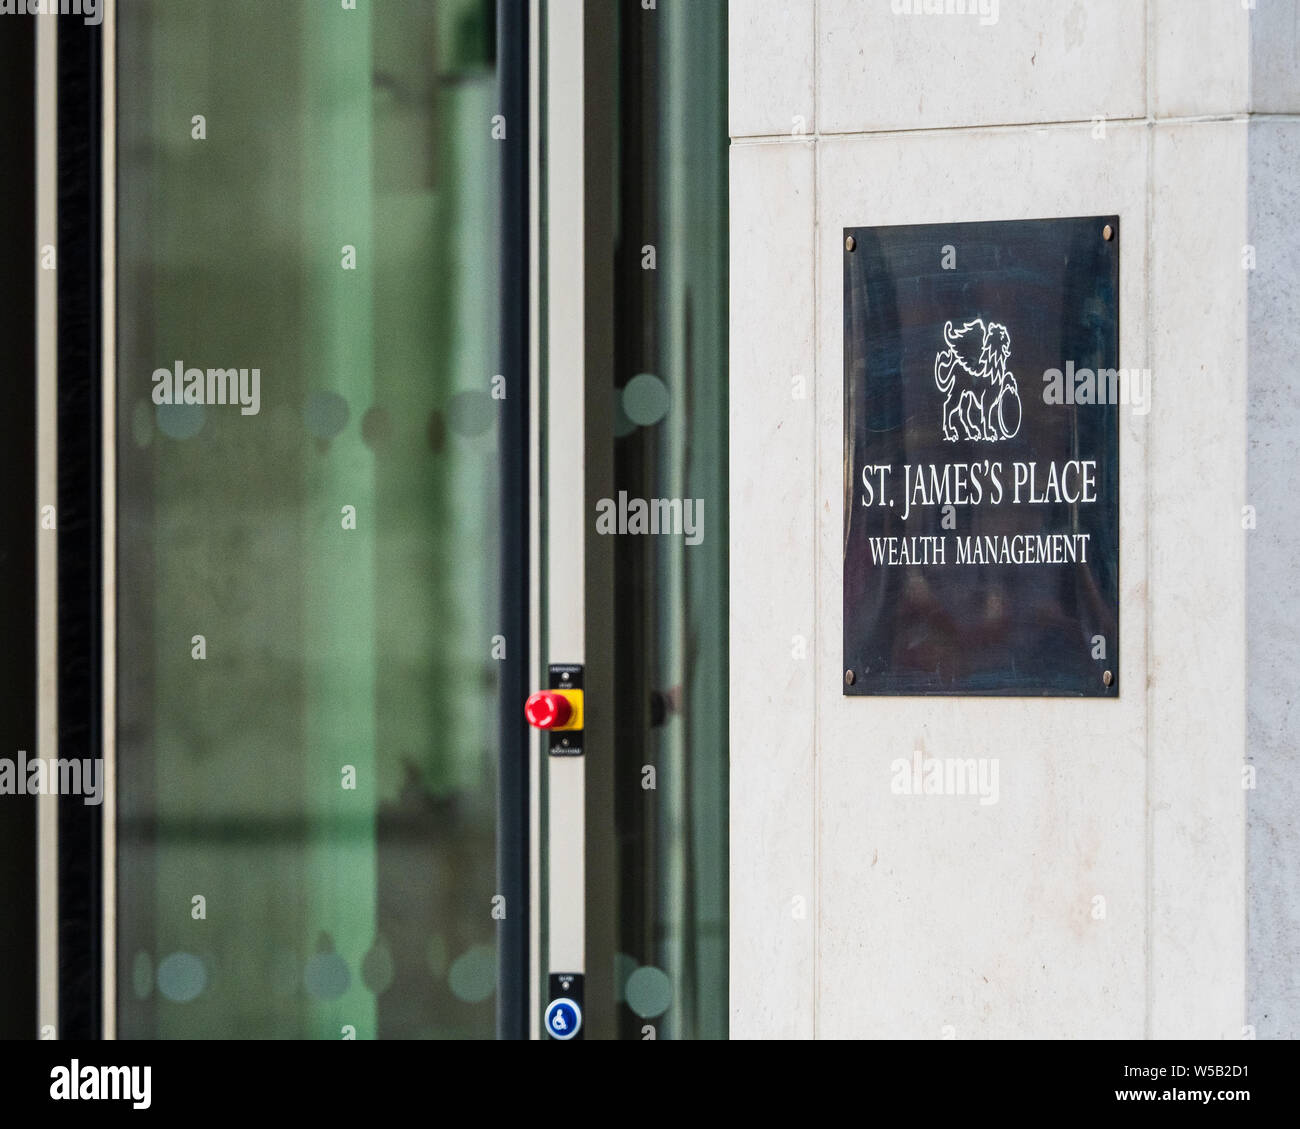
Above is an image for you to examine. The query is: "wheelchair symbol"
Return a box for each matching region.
[544,998,582,1040]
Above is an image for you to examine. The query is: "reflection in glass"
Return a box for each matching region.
[116,0,511,1039]
[610,0,729,1039]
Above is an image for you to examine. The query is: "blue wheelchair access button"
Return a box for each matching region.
[544,997,582,1040]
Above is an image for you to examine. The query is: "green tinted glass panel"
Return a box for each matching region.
[609,0,729,1040]
[115,0,511,1039]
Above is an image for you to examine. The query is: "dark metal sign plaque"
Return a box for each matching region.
[843,216,1121,697]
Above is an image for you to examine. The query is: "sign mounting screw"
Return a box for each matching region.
[845,235,856,253]
[1103,670,1114,687]
[1102,224,1114,241]
[844,669,856,686]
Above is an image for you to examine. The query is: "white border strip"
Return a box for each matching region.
[36,10,59,1043]
[544,0,586,978]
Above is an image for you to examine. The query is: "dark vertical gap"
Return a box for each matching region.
[56,16,104,1040]
[0,15,38,1043]
[612,0,661,1041]
[535,0,550,1019]
[496,0,530,1041]
[580,0,620,1040]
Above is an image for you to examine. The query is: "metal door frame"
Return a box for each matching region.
[537,0,619,1041]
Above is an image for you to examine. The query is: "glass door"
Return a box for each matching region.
[112,0,529,1040]
[606,0,729,1041]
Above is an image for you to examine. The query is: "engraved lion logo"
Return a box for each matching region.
[932,318,1022,442]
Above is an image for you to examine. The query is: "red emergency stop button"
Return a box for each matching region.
[525,691,573,730]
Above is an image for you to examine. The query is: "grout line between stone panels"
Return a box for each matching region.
[1241,0,1258,1032]
[812,135,821,1044]
[1143,0,1155,1042]
[1240,111,1252,1036]
[1237,0,1248,1030]
[727,111,1269,149]
[812,0,820,139]
[811,0,821,1044]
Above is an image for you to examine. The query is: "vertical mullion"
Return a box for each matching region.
[543,0,619,1042]
[0,11,38,1044]
[543,0,588,1009]
[56,9,104,1043]
[528,0,546,1041]
[497,0,531,1042]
